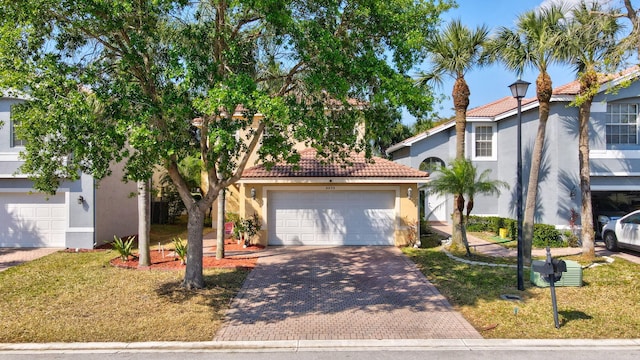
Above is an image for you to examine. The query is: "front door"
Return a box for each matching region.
[424,190,447,222]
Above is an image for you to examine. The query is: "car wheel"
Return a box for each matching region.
[604,231,619,251]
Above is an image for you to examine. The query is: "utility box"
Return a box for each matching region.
[530,259,582,287]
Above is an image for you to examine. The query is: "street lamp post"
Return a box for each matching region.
[509,79,530,291]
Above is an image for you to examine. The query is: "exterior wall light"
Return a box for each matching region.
[407,187,413,199]
[77,195,84,205]
[250,187,256,200]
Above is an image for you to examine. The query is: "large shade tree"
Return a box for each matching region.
[0,0,450,288]
[564,1,623,259]
[488,4,567,266]
[416,19,490,249]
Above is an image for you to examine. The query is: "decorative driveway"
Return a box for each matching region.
[214,246,481,341]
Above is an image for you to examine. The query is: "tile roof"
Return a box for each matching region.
[242,148,429,178]
[467,96,538,117]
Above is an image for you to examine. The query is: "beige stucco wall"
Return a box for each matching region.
[236,182,419,247]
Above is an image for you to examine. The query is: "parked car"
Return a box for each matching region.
[601,210,640,252]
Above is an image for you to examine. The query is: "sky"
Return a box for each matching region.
[408,0,616,122]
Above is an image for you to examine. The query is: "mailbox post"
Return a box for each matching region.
[532,247,567,329]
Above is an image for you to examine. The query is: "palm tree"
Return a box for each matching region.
[424,158,508,256]
[564,2,622,259]
[417,19,490,249]
[488,5,567,266]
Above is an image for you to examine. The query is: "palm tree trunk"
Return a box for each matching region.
[523,105,550,266]
[578,100,595,259]
[451,77,470,247]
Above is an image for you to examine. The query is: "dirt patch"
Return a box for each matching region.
[110,239,264,270]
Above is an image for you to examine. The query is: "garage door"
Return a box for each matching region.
[0,193,66,247]
[268,190,396,246]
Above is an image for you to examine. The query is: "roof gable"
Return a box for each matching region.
[242,148,428,179]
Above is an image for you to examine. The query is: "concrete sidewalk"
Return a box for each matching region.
[428,222,640,264]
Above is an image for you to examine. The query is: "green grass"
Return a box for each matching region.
[0,222,248,343]
[403,243,640,338]
[2,221,639,342]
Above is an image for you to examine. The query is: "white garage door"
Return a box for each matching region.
[268,190,396,246]
[0,193,66,247]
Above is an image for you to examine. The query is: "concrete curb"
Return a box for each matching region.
[1,339,640,353]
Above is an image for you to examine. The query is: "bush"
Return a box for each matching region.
[533,224,564,248]
[112,235,135,261]
[172,237,187,264]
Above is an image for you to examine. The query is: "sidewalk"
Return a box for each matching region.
[428,222,640,264]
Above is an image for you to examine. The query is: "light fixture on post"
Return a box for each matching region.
[509,78,530,291]
[407,187,413,199]
[250,187,256,200]
[77,195,84,205]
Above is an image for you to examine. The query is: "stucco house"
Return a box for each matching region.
[387,66,640,235]
[1,92,138,248]
[236,147,427,247]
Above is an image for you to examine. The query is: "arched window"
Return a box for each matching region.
[419,157,445,172]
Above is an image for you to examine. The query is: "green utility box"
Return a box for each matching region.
[530,259,582,287]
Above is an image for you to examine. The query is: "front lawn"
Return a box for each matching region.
[403,243,640,338]
[0,223,249,343]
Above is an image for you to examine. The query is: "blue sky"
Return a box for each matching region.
[411,0,585,121]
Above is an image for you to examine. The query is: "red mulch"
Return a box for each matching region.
[109,239,264,271]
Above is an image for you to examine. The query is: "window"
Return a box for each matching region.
[419,157,445,172]
[606,103,638,146]
[473,124,496,160]
[10,107,26,147]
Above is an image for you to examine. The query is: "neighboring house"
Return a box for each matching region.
[1,92,138,248]
[387,67,640,233]
[236,147,427,246]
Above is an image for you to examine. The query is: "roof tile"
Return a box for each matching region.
[243,148,428,178]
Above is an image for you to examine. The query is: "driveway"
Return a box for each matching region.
[214,246,481,341]
[0,248,60,272]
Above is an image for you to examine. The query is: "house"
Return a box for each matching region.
[387,66,640,234]
[1,92,138,248]
[156,104,428,247]
[236,147,427,246]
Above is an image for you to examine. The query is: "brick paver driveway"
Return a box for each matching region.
[214,246,481,341]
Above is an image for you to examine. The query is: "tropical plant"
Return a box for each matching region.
[416,19,491,249]
[564,1,624,259]
[241,213,262,246]
[172,237,187,265]
[487,4,567,266]
[423,158,508,256]
[0,0,451,289]
[112,236,135,262]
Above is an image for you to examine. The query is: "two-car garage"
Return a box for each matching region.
[267,190,396,246]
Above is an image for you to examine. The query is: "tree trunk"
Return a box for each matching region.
[578,100,595,259]
[216,188,225,259]
[137,180,151,267]
[183,205,206,289]
[522,77,553,266]
[460,211,471,256]
[451,76,470,245]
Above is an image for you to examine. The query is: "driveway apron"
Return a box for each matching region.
[214,246,481,341]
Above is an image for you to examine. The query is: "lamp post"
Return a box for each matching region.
[509,79,530,291]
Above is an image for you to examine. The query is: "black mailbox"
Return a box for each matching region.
[533,255,567,282]
[536,247,568,329]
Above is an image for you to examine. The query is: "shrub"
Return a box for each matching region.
[533,224,563,248]
[172,237,187,264]
[112,235,135,261]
